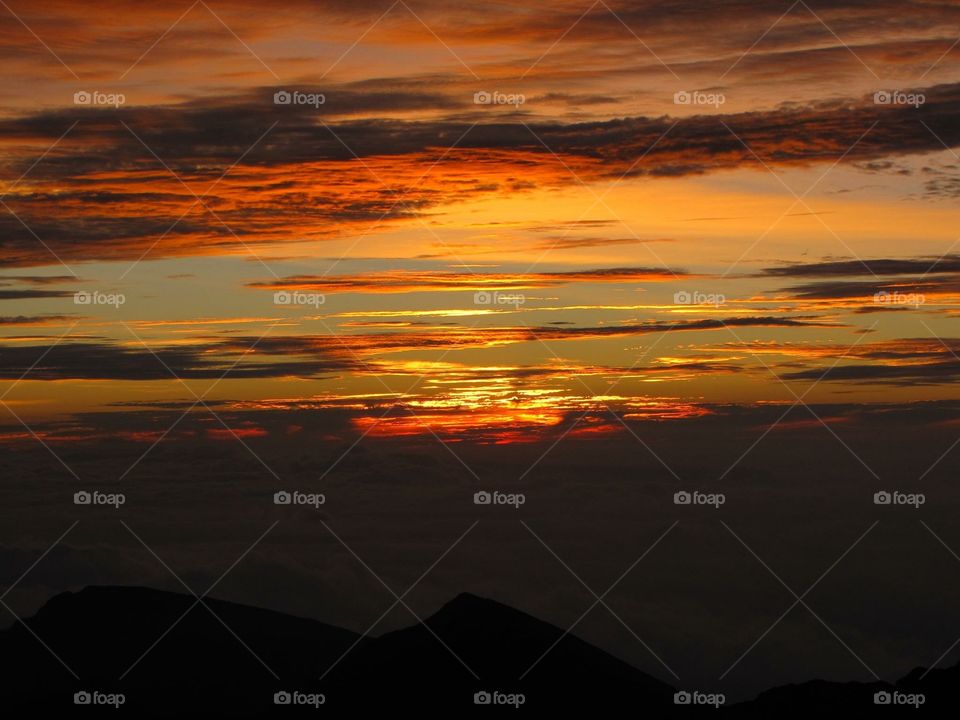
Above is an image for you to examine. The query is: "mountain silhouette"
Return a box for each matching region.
[329,591,676,708]
[0,586,953,714]
[0,586,360,716]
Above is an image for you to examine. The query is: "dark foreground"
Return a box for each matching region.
[0,586,950,715]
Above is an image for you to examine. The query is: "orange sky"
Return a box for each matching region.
[2,0,960,443]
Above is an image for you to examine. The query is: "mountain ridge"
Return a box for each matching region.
[0,585,950,714]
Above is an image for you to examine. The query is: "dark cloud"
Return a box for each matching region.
[781,277,959,300]
[0,275,80,285]
[0,289,74,300]
[2,82,959,266]
[0,342,352,381]
[782,337,960,385]
[0,315,831,382]
[248,267,688,294]
[0,315,74,326]
[761,255,960,277]
[784,360,960,385]
[222,316,835,358]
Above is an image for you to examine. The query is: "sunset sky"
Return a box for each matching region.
[2,0,959,446]
[6,2,960,705]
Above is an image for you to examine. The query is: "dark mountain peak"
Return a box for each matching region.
[446,590,493,607]
[431,591,533,625]
[332,588,676,707]
[28,584,195,631]
[31,584,309,631]
[37,584,185,613]
[1,584,361,704]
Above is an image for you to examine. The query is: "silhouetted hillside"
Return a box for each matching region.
[0,586,953,715]
[332,591,676,709]
[0,586,360,716]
